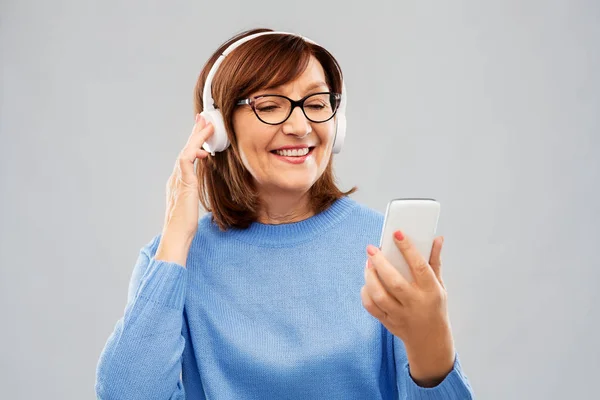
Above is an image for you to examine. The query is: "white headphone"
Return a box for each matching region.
[200,31,347,156]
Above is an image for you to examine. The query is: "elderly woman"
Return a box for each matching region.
[95,28,474,399]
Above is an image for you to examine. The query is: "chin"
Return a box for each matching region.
[272,174,317,193]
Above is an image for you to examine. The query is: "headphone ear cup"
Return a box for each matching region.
[200,110,230,154]
[332,113,346,154]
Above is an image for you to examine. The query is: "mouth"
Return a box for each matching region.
[269,146,316,165]
[270,146,315,157]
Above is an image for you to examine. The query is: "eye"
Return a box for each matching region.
[304,94,332,110]
[255,96,287,113]
[305,103,327,110]
[256,104,281,112]
[305,99,330,110]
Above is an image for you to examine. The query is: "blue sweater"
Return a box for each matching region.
[95,196,474,399]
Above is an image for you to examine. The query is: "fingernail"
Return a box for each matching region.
[394,230,404,241]
[366,245,377,256]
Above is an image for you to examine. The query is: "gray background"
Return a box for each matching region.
[1,0,598,399]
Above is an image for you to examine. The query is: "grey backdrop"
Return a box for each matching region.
[1,0,598,399]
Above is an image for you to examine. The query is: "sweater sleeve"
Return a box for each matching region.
[394,336,475,399]
[95,235,188,400]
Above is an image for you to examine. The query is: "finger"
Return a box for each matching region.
[364,256,405,313]
[360,285,388,321]
[189,149,210,174]
[366,245,413,302]
[429,236,444,286]
[393,231,437,290]
[195,148,210,160]
[179,148,210,171]
[181,123,214,164]
[176,145,211,185]
[183,114,205,147]
[186,114,215,151]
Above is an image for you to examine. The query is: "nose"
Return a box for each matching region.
[281,106,312,138]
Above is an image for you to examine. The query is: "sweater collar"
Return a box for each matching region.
[223,196,358,248]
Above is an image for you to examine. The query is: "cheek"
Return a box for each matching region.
[237,139,263,172]
[315,123,336,154]
[235,127,277,174]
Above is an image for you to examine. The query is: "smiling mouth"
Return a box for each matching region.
[270,147,315,157]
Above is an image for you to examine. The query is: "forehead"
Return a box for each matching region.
[264,56,328,93]
[294,56,327,84]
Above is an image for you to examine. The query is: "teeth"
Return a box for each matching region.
[275,148,309,157]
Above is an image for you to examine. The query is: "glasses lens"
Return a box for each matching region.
[303,93,338,122]
[254,96,291,124]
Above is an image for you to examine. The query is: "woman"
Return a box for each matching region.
[95,28,474,399]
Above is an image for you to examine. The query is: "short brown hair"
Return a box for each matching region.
[193,28,356,230]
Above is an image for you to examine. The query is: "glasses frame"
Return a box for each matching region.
[236,91,342,125]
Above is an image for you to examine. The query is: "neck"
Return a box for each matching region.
[257,189,314,225]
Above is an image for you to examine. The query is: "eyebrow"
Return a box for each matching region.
[303,81,329,92]
[260,80,329,95]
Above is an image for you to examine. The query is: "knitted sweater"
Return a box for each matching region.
[95,196,474,399]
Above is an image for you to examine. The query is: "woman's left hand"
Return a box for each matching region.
[360,230,455,386]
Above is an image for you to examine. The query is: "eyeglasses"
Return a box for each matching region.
[236,92,342,125]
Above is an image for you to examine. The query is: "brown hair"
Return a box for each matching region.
[193,28,356,230]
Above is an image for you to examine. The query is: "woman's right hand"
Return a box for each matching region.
[155,114,214,266]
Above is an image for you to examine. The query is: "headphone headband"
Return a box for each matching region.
[203,31,345,112]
